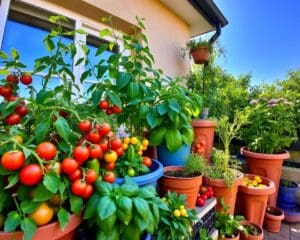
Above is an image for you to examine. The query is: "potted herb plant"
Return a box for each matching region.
[263,205,284,233]
[277,179,299,209]
[186,39,212,64]
[240,221,263,240]
[153,191,197,240]
[203,110,249,214]
[240,98,298,206]
[159,153,205,208]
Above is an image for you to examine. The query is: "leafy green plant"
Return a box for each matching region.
[154,191,197,240]
[215,200,245,239]
[240,98,298,153]
[198,228,213,240]
[83,177,167,240]
[183,153,206,177]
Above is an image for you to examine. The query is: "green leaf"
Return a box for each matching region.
[70,194,83,215]
[116,196,133,225]
[149,127,167,146]
[54,116,71,143]
[43,172,60,193]
[4,174,19,189]
[21,218,37,240]
[20,201,41,214]
[181,126,194,145]
[133,197,150,220]
[0,50,9,59]
[83,193,101,219]
[99,29,111,38]
[75,57,85,66]
[127,82,139,99]
[107,91,122,108]
[146,111,157,128]
[127,98,141,106]
[98,214,117,233]
[44,37,55,52]
[97,196,117,220]
[80,69,91,83]
[34,120,50,143]
[94,181,113,195]
[0,69,9,75]
[109,42,115,51]
[168,99,180,113]
[4,211,21,232]
[36,89,53,104]
[116,72,131,90]
[58,208,70,230]
[157,103,168,115]
[11,48,19,60]
[165,128,182,152]
[96,44,108,56]
[33,183,55,201]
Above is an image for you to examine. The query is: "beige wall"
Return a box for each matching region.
[20,0,193,77]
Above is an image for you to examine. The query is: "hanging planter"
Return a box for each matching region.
[186,39,212,65]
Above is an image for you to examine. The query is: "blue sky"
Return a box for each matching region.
[213,0,300,85]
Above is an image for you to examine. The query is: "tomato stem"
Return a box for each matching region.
[12,193,24,218]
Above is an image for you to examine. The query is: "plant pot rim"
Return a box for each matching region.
[163,166,202,180]
[265,206,285,220]
[280,179,298,188]
[239,174,275,195]
[191,119,216,127]
[203,170,244,187]
[240,146,290,160]
[190,46,210,53]
[240,220,263,238]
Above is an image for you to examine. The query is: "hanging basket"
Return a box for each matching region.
[190,47,210,64]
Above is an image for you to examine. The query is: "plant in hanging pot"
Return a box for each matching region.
[203,110,249,214]
[149,78,202,166]
[159,153,206,208]
[240,97,298,206]
[186,39,212,64]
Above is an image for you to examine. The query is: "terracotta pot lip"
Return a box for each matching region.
[191,119,216,127]
[190,46,209,53]
[163,166,202,180]
[265,206,285,220]
[238,174,276,195]
[203,170,244,187]
[240,146,290,160]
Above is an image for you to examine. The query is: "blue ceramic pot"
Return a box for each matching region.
[157,142,191,167]
[277,180,298,208]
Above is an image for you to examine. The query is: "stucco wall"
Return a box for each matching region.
[20,0,193,77]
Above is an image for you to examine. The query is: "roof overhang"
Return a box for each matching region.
[160,0,228,37]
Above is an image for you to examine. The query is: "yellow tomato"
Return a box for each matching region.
[173,209,181,217]
[12,135,23,144]
[29,203,54,226]
[180,208,187,217]
[142,139,149,146]
[122,143,128,150]
[123,137,130,144]
[130,137,139,145]
[254,176,262,183]
[137,150,143,156]
[104,150,118,163]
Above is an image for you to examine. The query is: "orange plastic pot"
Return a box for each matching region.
[236,174,275,227]
[190,47,210,64]
[218,232,240,240]
[203,172,243,214]
[192,119,216,163]
[263,206,284,233]
[240,221,263,240]
[158,166,202,208]
[0,214,82,240]
[241,147,290,206]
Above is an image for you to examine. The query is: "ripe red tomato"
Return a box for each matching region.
[107,131,114,138]
[99,139,109,152]
[20,73,32,85]
[110,138,122,150]
[0,85,13,97]
[19,164,43,186]
[115,147,124,157]
[201,193,208,200]
[85,169,97,184]
[82,184,94,199]
[6,95,19,102]
[98,100,109,110]
[45,162,61,175]
[61,158,79,175]
[4,113,21,125]
[103,171,115,183]
[1,150,25,171]
[78,120,91,132]
[98,123,111,136]
[36,142,57,160]
[197,197,205,207]
[68,169,83,181]
[105,162,115,171]
[6,74,19,84]
[15,105,29,116]
[106,108,113,115]
[142,156,152,167]
[88,144,103,159]
[200,186,208,194]
[73,146,89,164]
[71,179,87,196]
[86,130,101,143]
[111,105,122,114]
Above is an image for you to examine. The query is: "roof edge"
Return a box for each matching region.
[188,0,228,28]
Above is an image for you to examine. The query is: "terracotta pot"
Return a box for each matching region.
[236,174,275,227]
[0,214,82,240]
[203,171,243,214]
[218,232,240,240]
[190,47,210,64]
[192,119,216,163]
[263,206,284,233]
[241,146,290,206]
[158,166,202,208]
[240,221,263,240]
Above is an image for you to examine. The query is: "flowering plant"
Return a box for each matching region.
[240,98,298,154]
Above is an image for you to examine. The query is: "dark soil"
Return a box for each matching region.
[164,170,201,178]
[266,206,283,216]
[244,223,262,236]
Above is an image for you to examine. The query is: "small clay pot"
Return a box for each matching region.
[263,206,284,233]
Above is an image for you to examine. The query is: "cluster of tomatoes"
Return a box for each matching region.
[98,99,122,115]
[193,139,206,156]
[196,186,214,207]
[0,73,32,125]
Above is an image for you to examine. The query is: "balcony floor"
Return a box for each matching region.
[264,222,300,239]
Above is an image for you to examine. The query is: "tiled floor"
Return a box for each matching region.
[264,222,300,240]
